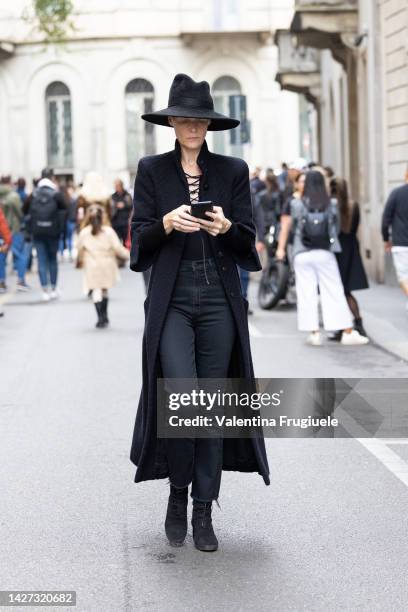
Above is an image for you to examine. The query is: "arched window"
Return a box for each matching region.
[212,76,244,157]
[45,81,73,170]
[125,78,156,179]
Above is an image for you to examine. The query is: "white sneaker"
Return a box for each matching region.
[42,290,50,302]
[306,331,323,346]
[340,329,369,345]
[50,289,60,300]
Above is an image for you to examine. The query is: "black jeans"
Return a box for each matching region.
[159,257,236,502]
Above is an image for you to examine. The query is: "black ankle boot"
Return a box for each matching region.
[354,317,367,337]
[328,330,342,342]
[165,485,188,546]
[101,297,109,325]
[191,500,218,552]
[94,301,105,328]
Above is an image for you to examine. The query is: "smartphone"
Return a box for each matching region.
[190,200,214,220]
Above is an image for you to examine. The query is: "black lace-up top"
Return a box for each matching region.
[181,170,210,260]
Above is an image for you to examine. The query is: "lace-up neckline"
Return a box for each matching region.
[184,171,201,204]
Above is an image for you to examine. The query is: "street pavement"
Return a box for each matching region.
[1,261,408,612]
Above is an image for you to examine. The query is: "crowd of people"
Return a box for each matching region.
[0,160,407,338]
[249,160,408,346]
[0,168,132,323]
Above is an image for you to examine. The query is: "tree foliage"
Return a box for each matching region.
[24,0,75,42]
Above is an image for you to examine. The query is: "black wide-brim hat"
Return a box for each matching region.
[141,73,240,132]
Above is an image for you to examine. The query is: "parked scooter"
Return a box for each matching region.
[258,221,296,310]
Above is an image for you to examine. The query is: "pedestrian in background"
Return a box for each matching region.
[276,170,369,346]
[76,204,129,328]
[282,159,307,206]
[0,207,11,314]
[111,179,133,245]
[255,172,283,232]
[278,162,288,192]
[58,184,77,261]
[22,178,40,273]
[331,177,369,338]
[0,175,29,292]
[382,166,408,312]
[250,166,266,195]
[239,166,267,309]
[27,168,67,301]
[77,172,112,228]
[15,178,28,205]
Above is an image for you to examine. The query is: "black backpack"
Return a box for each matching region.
[300,198,334,250]
[30,187,60,238]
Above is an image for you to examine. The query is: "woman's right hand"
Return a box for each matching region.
[163,204,200,234]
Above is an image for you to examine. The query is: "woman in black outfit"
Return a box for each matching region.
[332,177,369,337]
[129,74,270,552]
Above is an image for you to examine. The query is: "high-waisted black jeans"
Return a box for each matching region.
[159,257,236,502]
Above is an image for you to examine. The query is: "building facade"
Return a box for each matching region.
[0,0,300,189]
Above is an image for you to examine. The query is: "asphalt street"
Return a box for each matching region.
[1,262,408,612]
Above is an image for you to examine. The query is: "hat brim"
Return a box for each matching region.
[141,107,240,131]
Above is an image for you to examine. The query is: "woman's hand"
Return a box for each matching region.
[163,204,200,234]
[275,247,286,261]
[195,206,232,237]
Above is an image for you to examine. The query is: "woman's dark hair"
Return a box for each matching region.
[265,173,279,192]
[333,177,353,233]
[303,170,330,210]
[329,177,337,198]
[90,206,103,236]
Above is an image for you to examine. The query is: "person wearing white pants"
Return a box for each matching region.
[294,249,353,331]
[277,170,369,346]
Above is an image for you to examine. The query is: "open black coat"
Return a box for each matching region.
[129,138,270,487]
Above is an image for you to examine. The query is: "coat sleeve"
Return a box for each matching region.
[109,227,130,260]
[218,161,262,271]
[129,158,172,272]
[382,188,397,242]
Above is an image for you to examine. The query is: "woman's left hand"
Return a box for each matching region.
[195,205,232,237]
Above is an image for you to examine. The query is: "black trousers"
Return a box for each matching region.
[159,257,236,502]
[113,224,128,245]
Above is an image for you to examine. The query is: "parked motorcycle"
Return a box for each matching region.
[258,222,296,310]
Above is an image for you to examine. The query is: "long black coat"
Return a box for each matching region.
[129,137,270,487]
[336,203,369,293]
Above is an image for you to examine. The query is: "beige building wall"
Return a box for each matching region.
[376,0,408,283]
[379,0,408,194]
[318,50,349,182]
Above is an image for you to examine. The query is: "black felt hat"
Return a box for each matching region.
[141,73,240,131]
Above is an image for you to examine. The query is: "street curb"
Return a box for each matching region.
[363,311,408,363]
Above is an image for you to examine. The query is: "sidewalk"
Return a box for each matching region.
[350,283,408,362]
[249,267,408,363]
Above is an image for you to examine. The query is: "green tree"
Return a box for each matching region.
[24,0,75,42]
